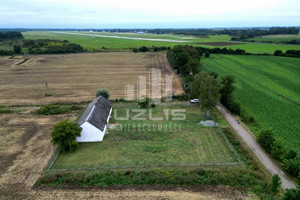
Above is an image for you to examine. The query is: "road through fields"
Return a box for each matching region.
[217,105,296,189]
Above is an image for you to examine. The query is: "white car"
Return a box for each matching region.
[190,99,200,104]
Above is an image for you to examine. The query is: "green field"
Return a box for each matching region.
[202,55,300,153]
[51,103,239,170]
[21,31,300,53]
[248,34,300,43]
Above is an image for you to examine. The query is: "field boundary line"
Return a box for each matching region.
[217,127,242,164]
[47,162,241,172]
[46,148,61,171]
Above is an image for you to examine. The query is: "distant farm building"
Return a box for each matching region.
[77,96,112,142]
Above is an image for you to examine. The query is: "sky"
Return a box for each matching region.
[0,0,299,28]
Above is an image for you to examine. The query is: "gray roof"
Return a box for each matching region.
[78,96,112,131]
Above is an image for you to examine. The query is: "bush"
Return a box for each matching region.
[204,52,210,58]
[271,174,281,194]
[13,45,22,54]
[228,100,241,115]
[283,158,300,177]
[270,140,284,160]
[274,50,282,56]
[257,130,275,154]
[34,105,79,115]
[284,150,297,160]
[137,96,150,108]
[51,119,82,152]
[119,97,127,102]
[282,185,300,200]
[139,46,148,52]
[35,105,66,115]
[96,89,110,99]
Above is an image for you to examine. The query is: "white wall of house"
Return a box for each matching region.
[77,122,105,142]
[76,107,112,142]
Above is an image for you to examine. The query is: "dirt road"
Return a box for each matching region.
[217,105,296,189]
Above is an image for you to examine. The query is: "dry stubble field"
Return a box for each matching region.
[0,52,183,105]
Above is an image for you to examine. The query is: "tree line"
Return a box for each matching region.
[132,46,171,53]
[274,49,300,58]
[228,27,299,41]
[0,39,86,55]
[167,45,241,116]
[24,39,85,54]
[196,46,247,55]
[258,129,300,181]
[0,31,24,41]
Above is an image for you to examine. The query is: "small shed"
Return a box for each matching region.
[77,96,112,142]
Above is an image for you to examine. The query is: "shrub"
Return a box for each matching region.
[119,97,127,102]
[139,46,148,52]
[204,52,210,58]
[34,105,79,115]
[51,119,82,152]
[137,96,150,108]
[249,116,255,123]
[282,185,300,200]
[270,140,284,160]
[13,45,22,54]
[257,130,275,153]
[271,174,281,194]
[284,150,297,160]
[283,158,300,178]
[209,72,218,79]
[229,100,241,115]
[35,105,66,115]
[96,89,110,99]
[0,108,13,114]
[274,50,282,56]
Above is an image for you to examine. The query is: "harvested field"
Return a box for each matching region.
[0,52,183,105]
[195,42,244,46]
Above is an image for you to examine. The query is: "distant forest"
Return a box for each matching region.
[0,31,24,40]
[0,31,85,55]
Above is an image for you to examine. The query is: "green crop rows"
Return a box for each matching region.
[203,54,300,153]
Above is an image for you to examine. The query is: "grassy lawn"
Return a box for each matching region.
[22,31,300,53]
[51,103,238,170]
[202,54,300,153]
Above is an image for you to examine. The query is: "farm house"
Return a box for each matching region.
[77,96,112,142]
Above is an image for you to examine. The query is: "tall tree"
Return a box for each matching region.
[13,45,22,54]
[192,71,220,116]
[271,174,281,194]
[219,75,241,115]
[219,75,235,105]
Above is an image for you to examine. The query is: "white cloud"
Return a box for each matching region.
[0,0,299,28]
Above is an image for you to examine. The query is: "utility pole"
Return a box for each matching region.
[45,81,49,96]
